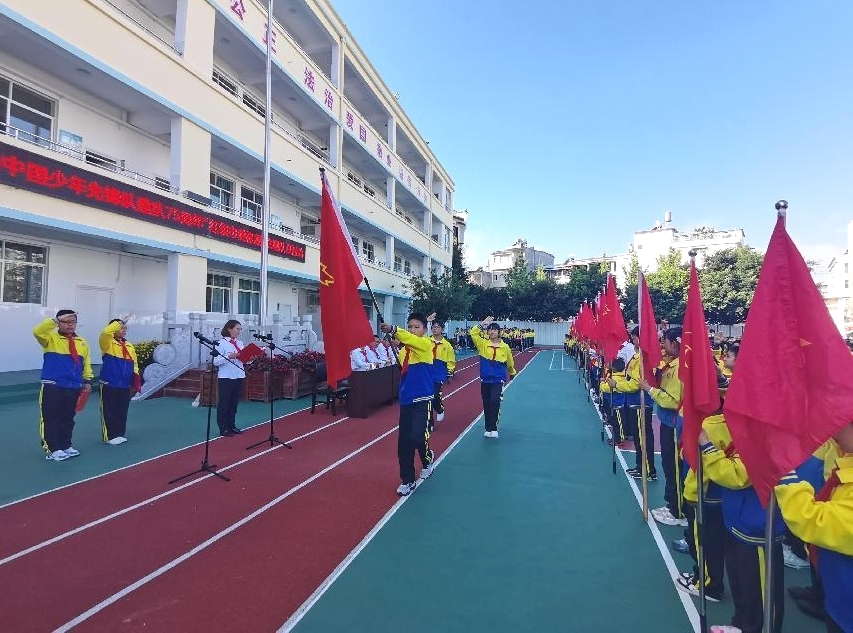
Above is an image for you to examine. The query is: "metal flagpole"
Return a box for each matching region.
[637,270,649,521]
[259,0,275,328]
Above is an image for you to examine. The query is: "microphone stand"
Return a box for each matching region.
[246,336,293,451]
[170,337,230,484]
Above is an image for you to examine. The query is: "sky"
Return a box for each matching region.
[333,1,852,270]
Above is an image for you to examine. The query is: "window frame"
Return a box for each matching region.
[206,272,233,313]
[0,239,47,305]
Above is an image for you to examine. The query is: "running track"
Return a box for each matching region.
[0,351,534,632]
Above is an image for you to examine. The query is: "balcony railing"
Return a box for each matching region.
[1,123,180,195]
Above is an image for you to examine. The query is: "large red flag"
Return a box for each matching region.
[638,271,662,386]
[724,213,853,505]
[319,170,374,388]
[680,262,721,470]
[599,275,627,362]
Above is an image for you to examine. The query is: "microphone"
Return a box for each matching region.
[193,331,215,345]
[253,332,273,341]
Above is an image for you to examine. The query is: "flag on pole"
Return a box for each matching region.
[599,275,627,362]
[724,213,853,505]
[680,262,721,470]
[319,170,374,389]
[638,271,662,386]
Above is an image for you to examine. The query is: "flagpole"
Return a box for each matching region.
[761,201,787,633]
[688,250,708,633]
[637,270,649,521]
[362,276,400,365]
[259,0,275,328]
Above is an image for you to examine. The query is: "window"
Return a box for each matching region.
[212,68,238,97]
[361,297,373,322]
[351,235,359,250]
[242,91,265,118]
[237,278,260,315]
[85,150,118,172]
[846,280,849,290]
[404,259,411,275]
[240,186,263,223]
[306,290,319,313]
[1,240,45,303]
[394,255,402,272]
[0,77,54,146]
[361,240,375,263]
[210,172,234,213]
[300,213,319,238]
[206,273,232,313]
[363,183,376,198]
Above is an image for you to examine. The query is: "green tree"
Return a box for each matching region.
[699,246,764,323]
[620,253,641,323]
[470,286,511,320]
[646,248,689,322]
[565,263,608,314]
[405,270,473,324]
[451,241,467,283]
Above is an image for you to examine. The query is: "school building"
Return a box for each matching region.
[0,0,454,373]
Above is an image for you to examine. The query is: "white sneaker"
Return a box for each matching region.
[64,447,80,458]
[436,411,445,422]
[420,463,435,479]
[710,627,742,633]
[46,450,69,461]
[484,430,499,438]
[396,482,416,496]
[783,544,810,569]
[107,437,127,445]
[654,508,688,527]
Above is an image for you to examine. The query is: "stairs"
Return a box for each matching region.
[149,369,206,400]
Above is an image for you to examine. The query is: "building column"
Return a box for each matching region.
[175,0,215,76]
[424,163,432,196]
[385,235,395,269]
[383,295,394,325]
[167,253,207,318]
[387,116,396,150]
[386,176,395,210]
[423,255,431,279]
[329,122,341,169]
[331,40,342,89]
[170,117,211,200]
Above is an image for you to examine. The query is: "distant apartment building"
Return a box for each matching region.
[821,221,853,337]
[469,238,555,289]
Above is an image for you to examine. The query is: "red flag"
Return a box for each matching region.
[319,170,374,389]
[724,213,853,505]
[638,271,662,386]
[680,262,721,470]
[599,275,627,362]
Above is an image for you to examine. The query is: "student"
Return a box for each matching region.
[214,319,246,437]
[33,309,94,461]
[776,424,852,633]
[623,326,657,482]
[98,316,140,445]
[640,327,686,527]
[600,357,628,446]
[380,313,436,496]
[428,320,456,431]
[470,316,516,438]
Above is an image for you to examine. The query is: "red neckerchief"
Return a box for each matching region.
[808,468,841,571]
[361,348,369,361]
[400,349,411,375]
[228,338,240,352]
[119,338,131,360]
[490,345,499,361]
[67,335,80,365]
[432,339,440,360]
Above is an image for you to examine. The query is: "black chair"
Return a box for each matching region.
[310,362,350,414]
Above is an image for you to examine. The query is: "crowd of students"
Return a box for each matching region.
[565,329,852,633]
[452,326,536,351]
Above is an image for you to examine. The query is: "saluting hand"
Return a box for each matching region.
[638,378,652,391]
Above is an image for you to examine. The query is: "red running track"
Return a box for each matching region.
[0,351,535,632]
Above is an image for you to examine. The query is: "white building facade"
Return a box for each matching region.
[0,0,454,372]
[477,239,554,289]
[822,221,853,337]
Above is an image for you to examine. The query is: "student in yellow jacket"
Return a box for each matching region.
[470,316,516,438]
[99,316,140,445]
[380,313,437,496]
[34,309,94,461]
[428,319,456,431]
[776,425,853,633]
[623,326,657,481]
[640,327,685,527]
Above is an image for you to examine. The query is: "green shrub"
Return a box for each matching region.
[133,339,163,372]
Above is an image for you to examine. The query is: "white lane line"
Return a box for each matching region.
[279,352,536,631]
[593,403,700,633]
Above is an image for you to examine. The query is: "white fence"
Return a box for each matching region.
[443,320,570,347]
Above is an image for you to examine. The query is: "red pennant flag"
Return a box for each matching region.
[680,262,721,470]
[319,170,374,389]
[638,271,662,387]
[724,213,853,505]
[599,275,627,362]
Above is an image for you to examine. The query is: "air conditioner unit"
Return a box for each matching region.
[185,191,211,205]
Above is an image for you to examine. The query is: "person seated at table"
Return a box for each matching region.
[350,344,379,371]
[374,334,393,366]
